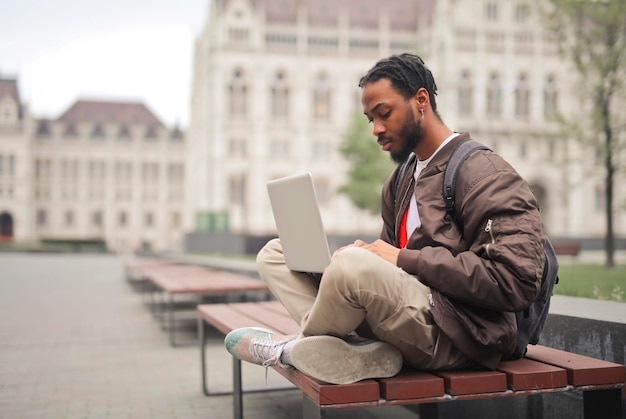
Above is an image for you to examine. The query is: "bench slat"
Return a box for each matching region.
[275,367,380,406]
[379,369,444,400]
[497,358,568,390]
[435,370,507,395]
[525,345,626,386]
[148,268,268,294]
[229,302,301,335]
[257,300,293,317]
[198,304,277,334]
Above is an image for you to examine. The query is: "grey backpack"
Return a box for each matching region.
[395,138,559,359]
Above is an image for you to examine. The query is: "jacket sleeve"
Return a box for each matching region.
[397,155,545,312]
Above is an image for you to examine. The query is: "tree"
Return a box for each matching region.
[535,0,626,268]
[338,111,395,215]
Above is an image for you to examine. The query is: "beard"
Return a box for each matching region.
[381,107,423,164]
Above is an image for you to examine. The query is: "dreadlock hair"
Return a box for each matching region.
[359,53,441,118]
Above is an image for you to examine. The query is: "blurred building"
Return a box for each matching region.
[186,0,624,242]
[1,0,623,255]
[0,77,186,252]
[186,0,427,238]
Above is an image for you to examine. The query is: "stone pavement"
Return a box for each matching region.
[0,253,419,419]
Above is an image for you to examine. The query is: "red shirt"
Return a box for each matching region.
[398,206,409,249]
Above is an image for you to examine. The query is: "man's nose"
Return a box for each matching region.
[372,120,385,137]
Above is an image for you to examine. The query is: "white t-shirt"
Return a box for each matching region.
[404,133,461,247]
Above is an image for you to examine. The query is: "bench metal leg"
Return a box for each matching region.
[418,402,439,419]
[168,293,176,346]
[233,357,243,419]
[302,394,323,419]
[199,318,211,396]
[583,388,623,419]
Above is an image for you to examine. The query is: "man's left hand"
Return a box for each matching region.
[353,239,400,265]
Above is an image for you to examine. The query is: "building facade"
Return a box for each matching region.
[186,0,624,241]
[1,0,623,255]
[186,0,428,237]
[0,78,186,252]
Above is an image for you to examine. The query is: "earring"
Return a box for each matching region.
[420,109,424,120]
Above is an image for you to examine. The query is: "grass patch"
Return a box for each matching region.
[554,263,626,302]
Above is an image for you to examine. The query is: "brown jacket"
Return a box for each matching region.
[380,133,545,369]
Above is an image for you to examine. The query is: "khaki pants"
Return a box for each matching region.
[256,238,471,370]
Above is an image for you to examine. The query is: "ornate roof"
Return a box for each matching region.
[58,100,165,127]
[0,78,20,103]
[223,0,428,31]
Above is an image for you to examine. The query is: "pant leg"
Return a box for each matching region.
[302,246,471,370]
[256,238,321,325]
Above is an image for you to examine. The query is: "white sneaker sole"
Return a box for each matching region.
[288,336,403,384]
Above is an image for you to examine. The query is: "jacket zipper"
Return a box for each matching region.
[485,219,495,258]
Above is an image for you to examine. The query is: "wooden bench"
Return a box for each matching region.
[129,261,270,346]
[553,241,581,256]
[197,301,625,419]
[124,257,172,289]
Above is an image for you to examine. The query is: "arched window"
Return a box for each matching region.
[36,209,47,227]
[229,174,247,206]
[458,70,473,116]
[228,68,248,117]
[486,72,502,117]
[271,70,290,119]
[313,72,331,120]
[0,212,13,238]
[543,74,558,120]
[514,73,530,118]
[486,0,499,20]
[64,210,75,227]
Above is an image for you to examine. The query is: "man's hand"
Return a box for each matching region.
[334,239,400,265]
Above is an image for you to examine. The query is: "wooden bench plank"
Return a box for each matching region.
[525,345,626,386]
[552,241,581,256]
[257,300,294,316]
[275,367,380,406]
[379,369,445,400]
[147,268,268,294]
[198,304,277,334]
[435,369,508,395]
[198,301,299,335]
[497,358,568,390]
[125,258,175,278]
[229,302,301,335]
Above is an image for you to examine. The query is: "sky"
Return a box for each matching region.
[0,0,208,127]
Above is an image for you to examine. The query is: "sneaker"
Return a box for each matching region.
[289,335,403,385]
[224,327,295,368]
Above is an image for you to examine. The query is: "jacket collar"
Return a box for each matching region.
[427,132,471,172]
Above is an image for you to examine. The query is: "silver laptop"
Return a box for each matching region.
[266,172,332,273]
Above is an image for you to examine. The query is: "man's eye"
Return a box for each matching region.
[380,111,390,119]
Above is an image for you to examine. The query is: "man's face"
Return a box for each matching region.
[361,78,423,164]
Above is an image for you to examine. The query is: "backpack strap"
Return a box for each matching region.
[443,139,492,219]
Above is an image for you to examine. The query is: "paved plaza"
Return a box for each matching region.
[0,253,419,419]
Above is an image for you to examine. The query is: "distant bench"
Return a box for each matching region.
[553,241,581,257]
[126,259,270,346]
[198,301,625,419]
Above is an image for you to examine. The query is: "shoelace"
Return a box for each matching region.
[249,332,289,382]
[250,334,287,367]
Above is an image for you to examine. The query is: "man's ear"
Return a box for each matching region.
[415,87,429,107]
